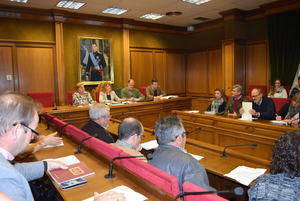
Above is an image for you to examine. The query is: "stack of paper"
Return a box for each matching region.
[241,102,253,121]
[224,166,266,186]
[44,142,64,149]
[189,153,204,161]
[160,95,178,100]
[270,120,288,125]
[48,155,80,165]
[83,185,147,201]
[186,110,199,113]
[141,140,159,150]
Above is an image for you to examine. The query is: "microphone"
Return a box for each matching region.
[58,124,69,137]
[104,155,145,179]
[221,144,257,157]
[74,133,98,154]
[174,187,244,201]
[186,127,202,135]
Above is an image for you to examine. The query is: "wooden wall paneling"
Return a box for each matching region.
[186,51,209,94]
[130,49,154,87]
[165,52,186,94]
[153,50,166,90]
[123,29,131,86]
[234,42,246,89]
[208,49,222,93]
[16,44,55,94]
[0,43,15,93]
[245,42,269,87]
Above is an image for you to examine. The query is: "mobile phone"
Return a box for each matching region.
[59,178,87,190]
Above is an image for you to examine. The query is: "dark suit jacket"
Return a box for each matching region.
[81,120,115,143]
[253,97,276,120]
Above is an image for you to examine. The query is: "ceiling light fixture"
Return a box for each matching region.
[182,0,212,5]
[102,7,128,15]
[56,1,85,10]
[9,0,28,3]
[140,13,164,20]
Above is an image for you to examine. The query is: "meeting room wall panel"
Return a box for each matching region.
[0,44,15,93]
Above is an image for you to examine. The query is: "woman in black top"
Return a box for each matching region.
[206,88,227,115]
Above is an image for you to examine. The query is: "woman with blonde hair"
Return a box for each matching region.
[72,83,94,106]
[99,82,123,103]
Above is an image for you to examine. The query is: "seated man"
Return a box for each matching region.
[149,116,214,190]
[0,93,67,201]
[241,88,275,120]
[81,103,115,143]
[111,117,146,161]
[121,79,144,101]
[276,92,300,125]
[225,84,250,118]
[146,79,166,100]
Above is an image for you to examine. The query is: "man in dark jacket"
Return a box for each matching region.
[81,103,115,143]
[243,88,275,120]
[149,116,214,191]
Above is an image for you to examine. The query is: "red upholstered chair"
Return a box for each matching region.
[67,91,75,105]
[271,98,290,113]
[119,151,180,196]
[247,85,267,97]
[182,182,228,201]
[87,138,122,160]
[139,86,147,97]
[284,86,291,95]
[27,92,54,107]
[63,125,90,141]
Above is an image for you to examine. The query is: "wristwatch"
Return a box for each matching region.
[257,112,261,118]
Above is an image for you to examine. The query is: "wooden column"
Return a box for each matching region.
[122,28,130,86]
[54,22,66,105]
[222,39,246,95]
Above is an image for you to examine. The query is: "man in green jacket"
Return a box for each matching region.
[121,79,144,101]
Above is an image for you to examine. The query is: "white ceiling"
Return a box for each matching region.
[0,0,277,27]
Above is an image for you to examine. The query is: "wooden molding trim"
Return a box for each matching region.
[0,39,55,45]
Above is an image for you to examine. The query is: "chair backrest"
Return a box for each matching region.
[247,85,267,97]
[27,92,54,107]
[119,151,180,196]
[284,86,291,95]
[67,91,75,105]
[139,86,147,96]
[182,182,228,201]
[271,98,290,113]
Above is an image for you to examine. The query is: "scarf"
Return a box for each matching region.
[211,98,224,112]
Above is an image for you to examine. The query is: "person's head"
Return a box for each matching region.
[251,88,263,104]
[118,118,143,149]
[231,84,243,98]
[102,82,112,93]
[274,79,283,88]
[151,79,158,88]
[89,103,110,128]
[92,43,98,53]
[76,83,85,94]
[128,79,135,89]
[154,116,186,149]
[0,93,39,156]
[270,130,300,178]
[214,88,226,100]
[291,92,300,107]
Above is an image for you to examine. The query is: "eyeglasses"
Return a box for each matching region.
[13,123,40,136]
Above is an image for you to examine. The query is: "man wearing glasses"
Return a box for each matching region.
[241,88,275,120]
[0,92,67,201]
[149,116,214,191]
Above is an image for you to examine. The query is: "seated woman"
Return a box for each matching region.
[99,82,124,103]
[276,92,300,125]
[206,88,227,115]
[72,83,94,106]
[248,130,300,201]
[268,79,288,98]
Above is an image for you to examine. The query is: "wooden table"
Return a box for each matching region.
[35,124,175,201]
[42,97,192,128]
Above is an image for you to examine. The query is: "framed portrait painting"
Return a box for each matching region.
[79,37,114,84]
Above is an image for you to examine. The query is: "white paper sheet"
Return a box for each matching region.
[189,153,204,161]
[160,95,178,100]
[46,155,80,166]
[43,142,64,149]
[83,185,147,201]
[241,102,253,121]
[186,110,199,113]
[270,120,288,125]
[141,140,159,150]
[224,166,266,186]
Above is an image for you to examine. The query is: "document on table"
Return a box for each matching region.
[44,142,64,149]
[224,166,266,186]
[83,185,147,201]
[141,140,159,150]
[270,120,288,125]
[186,110,199,113]
[241,102,253,121]
[189,153,204,161]
[46,155,80,165]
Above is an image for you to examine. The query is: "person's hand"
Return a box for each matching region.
[232,112,238,118]
[93,191,126,201]
[128,98,134,102]
[83,101,89,105]
[45,160,68,171]
[276,116,282,120]
[249,109,257,116]
[136,144,142,151]
[138,97,143,101]
[40,132,62,146]
[239,108,245,114]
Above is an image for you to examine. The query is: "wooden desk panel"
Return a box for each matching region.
[43,97,192,128]
[173,111,299,162]
[35,124,173,201]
